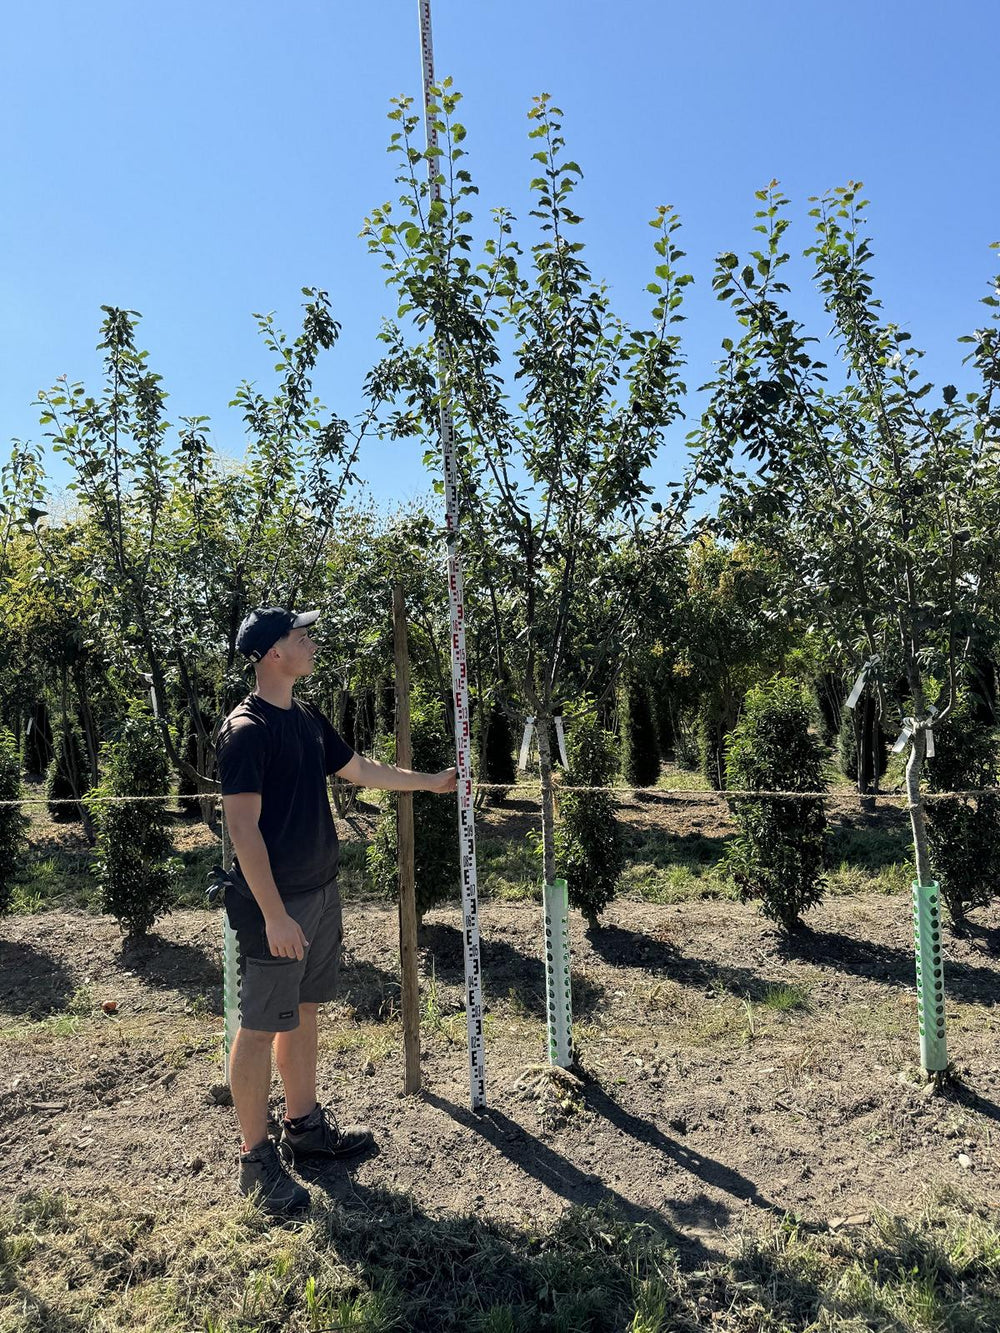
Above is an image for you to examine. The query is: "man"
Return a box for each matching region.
[217,605,456,1215]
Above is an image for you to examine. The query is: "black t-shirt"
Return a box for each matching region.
[216,694,354,896]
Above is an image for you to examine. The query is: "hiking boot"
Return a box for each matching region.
[278,1103,373,1165]
[238,1138,310,1215]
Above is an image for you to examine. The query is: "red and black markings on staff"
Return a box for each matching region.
[417,0,487,1112]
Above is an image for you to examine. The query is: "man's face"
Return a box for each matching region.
[271,626,318,677]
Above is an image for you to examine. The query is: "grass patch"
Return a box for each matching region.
[478,837,541,903]
[323,1022,398,1064]
[734,1194,1000,1333]
[4,1189,995,1331]
[10,851,96,913]
[655,763,712,792]
[620,860,736,905]
[759,984,811,1014]
[826,822,913,872]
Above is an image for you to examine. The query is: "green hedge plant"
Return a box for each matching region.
[555,703,625,929]
[619,677,660,788]
[724,677,828,933]
[89,714,179,939]
[0,729,28,915]
[477,702,517,806]
[46,719,91,825]
[925,691,1000,934]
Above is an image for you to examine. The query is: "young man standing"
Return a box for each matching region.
[217,606,456,1215]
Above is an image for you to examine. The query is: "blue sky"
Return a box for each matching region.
[3,0,997,511]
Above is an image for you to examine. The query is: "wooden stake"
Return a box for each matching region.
[393,583,421,1094]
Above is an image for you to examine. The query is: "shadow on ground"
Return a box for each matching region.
[779,927,1000,1007]
[118,933,224,1015]
[585,923,789,1001]
[0,939,76,1018]
[419,922,606,1019]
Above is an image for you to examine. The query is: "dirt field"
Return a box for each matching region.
[3,798,999,1273]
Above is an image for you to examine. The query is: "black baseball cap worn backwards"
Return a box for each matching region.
[236,607,320,663]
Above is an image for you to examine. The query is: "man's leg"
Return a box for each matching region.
[229,1025,275,1150]
[274,1001,319,1120]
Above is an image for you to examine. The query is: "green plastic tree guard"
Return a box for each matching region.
[543,878,573,1067]
[912,880,948,1074]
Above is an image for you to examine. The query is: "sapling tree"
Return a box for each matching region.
[697,183,1000,893]
[364,87,697,887]
[26,295,370,818]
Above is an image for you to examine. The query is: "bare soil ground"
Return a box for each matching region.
[3,789,999,1270]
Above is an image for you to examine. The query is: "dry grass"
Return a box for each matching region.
[2,1187,998,1331]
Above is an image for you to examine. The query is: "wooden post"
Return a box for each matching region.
[393,583,421,1094]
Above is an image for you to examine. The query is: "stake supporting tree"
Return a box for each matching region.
[416,0,486,1111]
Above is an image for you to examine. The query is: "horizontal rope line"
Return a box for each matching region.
[3,786,999,807]
[477,783,1000,800]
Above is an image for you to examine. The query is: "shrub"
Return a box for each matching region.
[366,689,460,925]
[698,698,746,789]
[46,719,91,822]
[650,685,674,760]
[0,729,28,915]
[477,703,517,803]
[88,713,179,938]
[925,691,1000,933]
[813,672,843,747]
[837,694,889,785]
[724,676,828,933]
[673,705,700,770]
[23,702,53,778]
[619,678,660,788]
[556,704,625,928]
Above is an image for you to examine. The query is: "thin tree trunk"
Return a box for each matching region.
[536,716,557,886]
[858,692,877,816]
[904,676,934,889]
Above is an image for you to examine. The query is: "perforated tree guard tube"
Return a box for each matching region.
[223,919,240,1079]
[913,880,948,1074]
[543,879,573,1067]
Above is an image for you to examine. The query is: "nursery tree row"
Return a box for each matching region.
[1,86,999,934]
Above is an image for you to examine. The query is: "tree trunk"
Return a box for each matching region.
[858,693,877,816]
[905,726,933,889]
[536,716,557,886]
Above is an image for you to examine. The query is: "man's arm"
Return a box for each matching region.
[222,792,309,960]
[335,752,456,794]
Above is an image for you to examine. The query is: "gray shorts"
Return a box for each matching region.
[226,878,343,1033]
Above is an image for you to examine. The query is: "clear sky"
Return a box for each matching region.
[3,1,998,510]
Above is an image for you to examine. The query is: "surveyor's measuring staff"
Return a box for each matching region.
[417,0,486,1111]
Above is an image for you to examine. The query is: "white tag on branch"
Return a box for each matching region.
[892,718,916,754]
[518,717,535,771]
[554,716,569,769]
[924,704,938,759]
[846,656,880,711]
[140,671,159,718]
